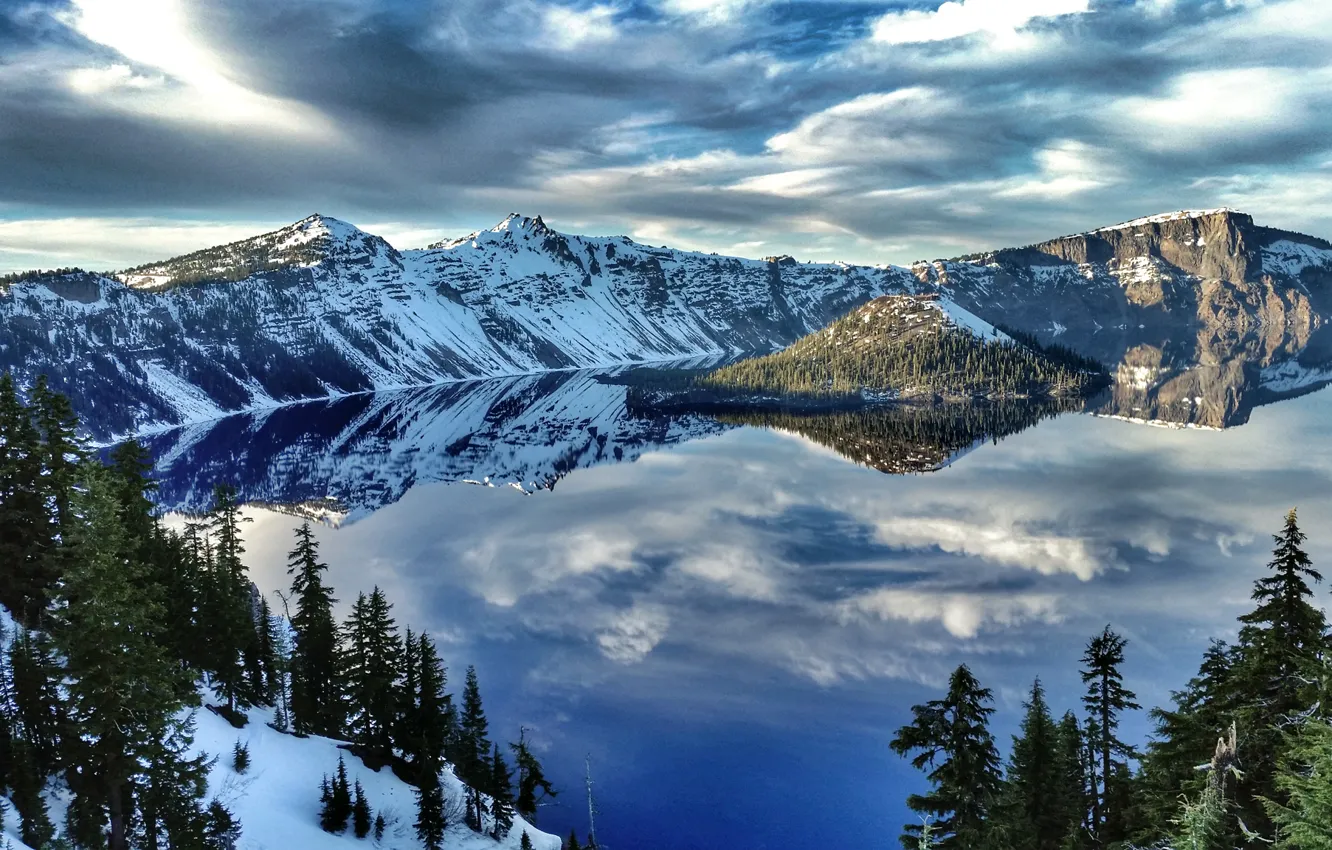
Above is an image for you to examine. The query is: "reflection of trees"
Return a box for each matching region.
[718,400,1081,474]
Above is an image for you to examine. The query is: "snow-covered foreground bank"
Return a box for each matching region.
[1,700,559,850]
[191,704,559,850]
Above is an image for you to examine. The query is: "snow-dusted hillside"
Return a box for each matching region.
[0,214,909,440]
[140,368,729,523]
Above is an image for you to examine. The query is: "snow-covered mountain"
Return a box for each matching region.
[4,208,1332,438]
[0,214,906,440]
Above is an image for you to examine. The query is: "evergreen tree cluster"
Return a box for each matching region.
[0,373,245,849]
[0,373,558,850]
[697,296,1106,402]
[891,508,1332,850]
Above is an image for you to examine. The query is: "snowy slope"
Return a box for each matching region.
[195,704,558,850]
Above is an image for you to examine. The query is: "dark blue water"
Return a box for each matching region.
[153,374,1332,849]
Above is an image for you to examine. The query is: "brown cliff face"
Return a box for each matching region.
[913,210,1332,428]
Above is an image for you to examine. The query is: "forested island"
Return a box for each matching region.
[0,374,577,850]
[628,295,1108,414]
[893,509,1332,849]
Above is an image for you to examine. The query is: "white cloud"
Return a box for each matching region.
[62,0,333,136]
[869,0,1090,46]
[67,63,164,95]
[655,0,764,25]
[872,516,1104,580]
[0,216,285,273]
[541,3,619,50]
[841,589,1063,638]
[596,604,670,663]
[766,89,956,167]
[676,544,782,601]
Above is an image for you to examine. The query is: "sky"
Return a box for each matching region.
[2,0,1332,273]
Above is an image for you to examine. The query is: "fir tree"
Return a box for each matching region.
[521,831,535,850]
[233,739,251,773]
[1002,679,1071,850]
[9,735,55,849]
[491,743,516,839]
[287,522,342,736]
[8,627,65,777]
[342,588,402,759]
[414,774,447,850]
[0,372,56,624]
[205,484,256,713]
[353,779,372,839]
[567,828,583,850]
[373,813,386,842]
[55,462,194,850]
[1053,711,1091,849]
[1267,719,1332,849]
[204,800,242,850]
[512,727,558,823]
[890,664,1003,850]
[1232,508,1329,839]
[251,596,280,705]
[135,712,217,850]
[459,665,493,831]
[332,755,354,831]
[1080,626,1140,844]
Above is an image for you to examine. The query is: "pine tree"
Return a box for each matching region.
[512,727,558,823]
[491,743,516,838]
[567,828,583,850]
[353,779,372,838]
[1002,679,1069,850]
[233,739,251,773]
[319,774,340,832]
[1232,508,1329,839]
[136,712,217,850]
[521,831,535,850]
[1267,719,1332,849]
[55,462,195,850]
[342,588,403,759]
[459,665,492,831]
[1135,640,1238,844]
[414,774,448,850]
[1053,711,1091,849]
[1080,626,1140,844]
[8,627,65,777]
[251,596,280,705]
[373,813,386,842]
[0,373,56,624]
[205,484,256,713]
[9,735,55,849]
[332,754,354,831]
[203,799,242,850]
[890,664,1003,850]
[287,522,342,736]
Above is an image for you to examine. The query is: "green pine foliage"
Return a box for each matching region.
[513,727,558,823]
[890,664,1003,849]
[1079,626,1140,844]
[690,296,1105,403]
[353,779,373,838]
[342,587,403,760]
[287,522,343,737]
[998,679,1082,850]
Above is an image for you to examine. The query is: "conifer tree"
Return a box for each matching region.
[512,727,558,823]
[1080,626,1140,844]
[1053,711,1091,849]
[374,813,386,842]
[204,800,242,850]
[459,665,493,831]
[8,627,65,777]
[890,664,1003,850]
[1002,679,1068,850]
[491,743,516,838]
[326,755,353,832]
[136,713,216,850]
[567,828,583,850]
[342,588,402,759]
[1232,508,1329,838]
[414,775,447,850]
[287,522,342,736]
[55,462,194,850]
[0,373,55,624]
[9,735,55,849]
[353,779,372,838]
[521,831,535,850]
[206,484,256,712]
[252,596,281,704]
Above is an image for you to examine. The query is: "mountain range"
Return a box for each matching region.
[4,208,1332,438]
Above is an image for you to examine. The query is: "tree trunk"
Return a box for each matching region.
[108,780,128,850]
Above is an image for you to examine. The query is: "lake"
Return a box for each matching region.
[143,368,1332,850]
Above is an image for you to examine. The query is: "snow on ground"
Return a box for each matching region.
[1089,208,1235,232]
[194,704,560,850]
[930,297,1011,342]
[1,796,39,850]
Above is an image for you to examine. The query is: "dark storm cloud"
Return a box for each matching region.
[2,0,1331,271]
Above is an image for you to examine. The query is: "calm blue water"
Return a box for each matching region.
[152,376,1332,849]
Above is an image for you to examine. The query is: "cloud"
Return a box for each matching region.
[869,0,1091,46]
[840,588,1063,639]
[871,517,1105,580]
[541,3,619,50]
[596,604,670,663]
